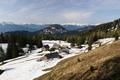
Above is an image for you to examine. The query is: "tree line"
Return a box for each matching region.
[0,18,120,63]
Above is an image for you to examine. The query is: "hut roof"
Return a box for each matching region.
[45,52,62,59]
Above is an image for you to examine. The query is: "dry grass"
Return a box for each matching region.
[34,40,120,80]
[42,67,53,71]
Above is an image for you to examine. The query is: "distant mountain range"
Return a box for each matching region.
[1,18,120,35]
[0,22,95,34]
[38,24,96,34]
[0,23,45,32]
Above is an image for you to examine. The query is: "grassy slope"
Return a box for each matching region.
[34,40,120,80]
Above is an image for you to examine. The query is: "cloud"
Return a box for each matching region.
[0,0,17,4]
[88,0,120,10]
[62,11,93,22]
[69,0,120,10]
[0,0,119,24]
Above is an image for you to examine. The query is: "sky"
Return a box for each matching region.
[0,0,120,24]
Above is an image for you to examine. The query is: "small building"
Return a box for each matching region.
[59,48,69,54]
[42,45,50,51]
[61,45,70,49]
[38,52,62,61]
[45,52,62,59]
[52,43,61,49]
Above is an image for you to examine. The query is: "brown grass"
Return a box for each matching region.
[34,40,120,80]
[42,67,53,71]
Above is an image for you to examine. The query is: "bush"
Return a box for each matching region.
[0,69,4,75]
[49,48,56,51]
[88,44,92,51]
[0,47,5,64]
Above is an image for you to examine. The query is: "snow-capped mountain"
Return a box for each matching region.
[38,24,67,34]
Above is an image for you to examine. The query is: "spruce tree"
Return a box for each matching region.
[0,46,5,64]
[114,31,119,41]
[87,32,99,51]
[6,43,12,59]
[37,40,43,48]
[0,33,5,43]
[6,43,20,59]
[88,35,94,51]
[88,44,92,51]
[76,37,84,48]
[29,44,34,51]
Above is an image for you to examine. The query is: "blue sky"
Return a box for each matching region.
[0,0,120,24]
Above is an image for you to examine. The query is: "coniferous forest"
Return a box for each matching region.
[0,18,120,62]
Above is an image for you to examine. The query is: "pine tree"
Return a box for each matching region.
[87,32,99,51]
[76,37,84,48]
[114,31,119,41]
[6,43,20,59]
[37,40,43,48]
[0,33,5,43]
[29,44,34,51]
[0,46,5,64]
[88,44,92,51]
[88,35,94,51]
[17,35,27,47]
[6,43,12,59]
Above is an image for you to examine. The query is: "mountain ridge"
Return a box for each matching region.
[37,24,68,34]
[0,23,95,33]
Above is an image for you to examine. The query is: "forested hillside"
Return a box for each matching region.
[0,18,120,61]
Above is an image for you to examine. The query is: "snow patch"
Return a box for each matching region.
[0,38,116,80]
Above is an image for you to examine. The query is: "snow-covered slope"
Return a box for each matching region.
[0,41,82,80]
[42,40,71,48]
[0,38,116,80]
[0,43,8,53]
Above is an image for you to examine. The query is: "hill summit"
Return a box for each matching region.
[37,24,67,34]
